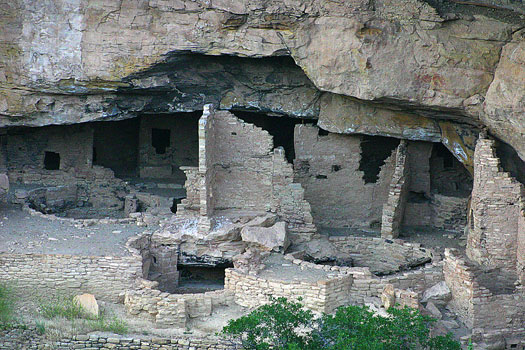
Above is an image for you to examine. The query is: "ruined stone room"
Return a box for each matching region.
[1,0,524,349]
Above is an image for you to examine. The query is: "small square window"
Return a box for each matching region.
[44,151,60,170]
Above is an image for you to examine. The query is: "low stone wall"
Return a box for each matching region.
[444,249,525,348]
[0,253,142,302]
[226,252,443,313]
[0,328,241,350]
[328,235,433,275]
[225,257,353,313]
[124,285,235,328]
[347,261,444,306]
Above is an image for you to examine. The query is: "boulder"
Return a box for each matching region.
[241,221,289,252]
[245,214,278,228]
[233,248,269,274]
[425,301,442,319]
[73,293,99,318]
[381,284,396,310]
[421,281,451,305]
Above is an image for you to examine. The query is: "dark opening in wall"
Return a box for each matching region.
[359,136,399,184]
[170,197,184,213]
[318,128,329,136]
[430,143,472,197]
[232,111,312,163]
[93,118,140,177]
[495,139,525,185]
[175,265,231,294]
[43,151,60,170]
[152,128,171,154]
[408,191,429,203]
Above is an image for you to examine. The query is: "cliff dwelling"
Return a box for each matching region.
[1,0,525,349]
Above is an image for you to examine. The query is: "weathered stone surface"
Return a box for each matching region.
[241,221,290,252]
[1,0,525,162]
[232,248,268,274]
[73,293,99,317]
[425,301,442,319]
[484,29,525,160]
[0,173,8,200]
[381,284,396,310]
[421,281,451,304]
[245,214,278,228]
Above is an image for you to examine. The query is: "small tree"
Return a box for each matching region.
[222,298,461,350]
[222,297,315,350]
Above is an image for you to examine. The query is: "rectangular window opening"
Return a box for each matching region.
[44,151,60,170]
[152,128,171,154]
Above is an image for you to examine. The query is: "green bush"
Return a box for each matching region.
[39,296,87,320]
[222,297,314,350]
[87,316,128,334]
[39,295,128,335]
[0,282,14,327]
[222,298,461,350]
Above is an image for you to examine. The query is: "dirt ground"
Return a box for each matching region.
[0,203,150,256]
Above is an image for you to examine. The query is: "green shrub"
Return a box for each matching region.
[222,297,315,350]
[222,298,461,350]
[39,296,87,320]
[0,282,14,328]
[38,295,128,335]
[35,321,46,335]
[87,316,128,335]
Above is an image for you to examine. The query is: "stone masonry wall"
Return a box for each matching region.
[0,329,241,350]
[467,137,525,272]
[226,252,443,313]
[0,253,142,302]
[518,202,525,284]
[138,114,199,181]
[294,125,395,230]
[182,106,315,240]
[444,249,525,348]
[209,109,273,212]
[402,141,433,228]
[381,140,409,238]
[5,124,93,177]
[225,264,353,314]
[124,286,235,328]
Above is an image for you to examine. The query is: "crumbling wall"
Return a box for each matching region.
[209,109,273,212]
[294,125,395,229]
[138,114,199,180]
[444,249,525,348]
[181,106,315,240]
[6,124,93,183]
[124,287,233,328]
[467,137,524,272]
[381,140,409,238]
[226,252,443,313]
[518,203,525,284]
[403,142,433,228]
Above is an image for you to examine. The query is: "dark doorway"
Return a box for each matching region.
[430,143,472,196]
[152,128,171,155]
[43,151,60,170]
[93,118,140,177]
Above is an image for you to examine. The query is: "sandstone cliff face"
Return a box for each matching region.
[0,0,524,160]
